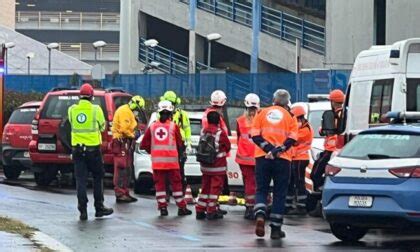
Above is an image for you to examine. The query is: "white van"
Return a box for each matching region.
[341,38,420,139]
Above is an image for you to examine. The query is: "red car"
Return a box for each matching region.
[2,101,41,179]
[29,87,133,186]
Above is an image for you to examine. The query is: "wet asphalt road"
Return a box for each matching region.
[0,171,420,251]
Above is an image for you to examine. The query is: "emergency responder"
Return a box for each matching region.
[111,95,145,203]
[140,101,192,216]
[202,90,229,134]
[251,89,298,239]
[286,105,314,214]
[310,89,344,193]
[68,83,113,221]
[160,91,191,192]
[235,93,260,220]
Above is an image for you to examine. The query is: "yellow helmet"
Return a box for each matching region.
[129,95,145,110]
[160,90,181,105]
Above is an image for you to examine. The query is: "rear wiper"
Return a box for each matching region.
[367,154,400,159]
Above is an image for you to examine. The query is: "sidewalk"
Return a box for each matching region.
[0,231,37,252]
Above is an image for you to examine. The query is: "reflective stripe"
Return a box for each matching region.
[157,198,167,203]
[201,166,226,172]
[151,145,177,151]
[270,213,283,219]
[208,202,217,207]
[240,133,250,139]
[297,195,307,200]
[259,141,269,149]
[175,198,184,203]
[198,194,208,199]
[270,222,282,227]
[245,195,255,200]
[71,106,98,133]
[208,194,218,200]
[216,152,226,158]
[296,203,306,207]
[254,203,266,210]
[245,203,255,207]
[156,191,166,197]
[254,209,265,216]
[152,157,179,163]
[214,130,222,150]
[173,191,183,197]
[197,201,207,207]
[285,203,293,207]
[236,155,255,161]
[286,196,294,199]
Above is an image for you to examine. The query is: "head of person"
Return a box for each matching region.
[273,89,291,108]
[158,100,174,123]
[129,95,146,115]
[79,83,94,101]
[161,90,181,107]
[291,105,307,126]
[244,93,260,118]
[207,111,220,126]
[329,89,345,110]
[210,90,227,111]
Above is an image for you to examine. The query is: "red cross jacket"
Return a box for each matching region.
[200,124,231,176]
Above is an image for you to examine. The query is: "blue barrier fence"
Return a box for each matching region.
[4,71,350,104]
[180,0,325,54]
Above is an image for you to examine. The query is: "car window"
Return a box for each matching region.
[40,95,106,119]
[113,95,132,111]
[8,107,38,124]
[369,79,393,125]
[308,110,323,138]
[225,107,243,134]
[339,133,420,159]
[190,119,202,135]
[406,79,420,111]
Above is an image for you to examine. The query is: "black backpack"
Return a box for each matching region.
[196,131,218,164]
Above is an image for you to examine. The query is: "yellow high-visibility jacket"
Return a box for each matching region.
[111,104,137,139]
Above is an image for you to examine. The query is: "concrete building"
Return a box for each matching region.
[0,0,16,29]
[120,0,420,74]
[15,0,120,74]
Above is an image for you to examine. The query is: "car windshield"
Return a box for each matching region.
[8,107,38,124]
[339,133,420,159]
[190,119,202,135]
[40,95,106,119]
[225,107,244,134]
[308,110,323,138]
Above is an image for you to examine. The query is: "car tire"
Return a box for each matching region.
[330,223,368,242]
[34,167,58,186]
[3,166,22,180]
[134,174,154,195]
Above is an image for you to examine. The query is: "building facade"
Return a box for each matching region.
[0,0,16,29]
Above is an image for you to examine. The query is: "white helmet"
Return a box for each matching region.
[158,100,174,112]
[244,93,260,108]
[210,90,227,106]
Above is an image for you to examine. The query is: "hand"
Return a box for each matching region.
[265,152,274,160]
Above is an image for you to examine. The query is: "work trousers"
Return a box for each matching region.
[196,174,225,214]
[113,138,134,197]
[310,151,332,191]
[153,169,186,209]
[286,160,309,209]
[254,157,290,227]
[240,165,256,207]
[73,147,104,210]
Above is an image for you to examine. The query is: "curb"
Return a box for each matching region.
[32,231,73,252]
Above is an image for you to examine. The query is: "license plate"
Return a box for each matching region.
[38,143,56,151]
[23,152,30,158]
[348,196,373,208]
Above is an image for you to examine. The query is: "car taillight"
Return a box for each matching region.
[2,126,13,144]
[325,164,341,176]
[32,113,39,137]
[389,167,420,178]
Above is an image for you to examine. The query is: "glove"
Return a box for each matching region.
[186,144,193,154]
[265,151,275,160]
[271,145,287,157]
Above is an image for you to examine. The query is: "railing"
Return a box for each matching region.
[179,0,325,54]
[16,11,120,31]
[139,38,210,74]
[56,42,119,61]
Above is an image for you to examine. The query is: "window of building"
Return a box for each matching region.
[369,79,393,125]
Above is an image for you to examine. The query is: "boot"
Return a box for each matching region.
[244,207,255,220]
[270,224,286,240]
[78,207,87,221]
[218,208,228,215]
[255,214,265,237]
[206,211,224,220]
[128,195,138,202]
[160,208,169,216]
[178,207,193,216]
[196,212,206,220]
[95,206,114,218]
[116,195,133,203]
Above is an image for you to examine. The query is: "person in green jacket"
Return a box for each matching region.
[160,91,192,192]
[68,83,113,221]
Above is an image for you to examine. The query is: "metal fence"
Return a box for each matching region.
[4,70,350,105]
[180,0,325,54]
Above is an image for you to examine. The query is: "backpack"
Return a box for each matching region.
[196,131,218,164]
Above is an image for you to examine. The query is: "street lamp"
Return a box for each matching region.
[143,39,159,70]
[92,40,107,64]
[26,52,35,75]
[47,42,59,75]
[206,33,222,69]
[4,42,15,75]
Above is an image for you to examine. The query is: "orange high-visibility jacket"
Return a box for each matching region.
[251,106,298,161]
[235,115,256,166]
[292,121,314,161]
[111,104,137,139]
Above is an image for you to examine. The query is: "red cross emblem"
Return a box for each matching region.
[154,127,168,141]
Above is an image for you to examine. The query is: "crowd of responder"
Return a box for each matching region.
[67,82,344,240]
